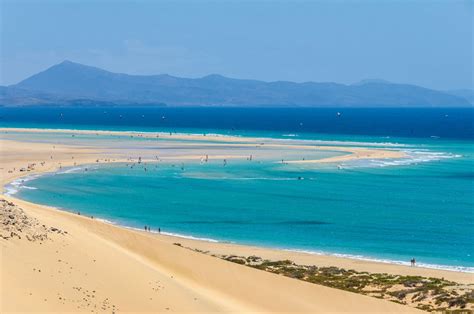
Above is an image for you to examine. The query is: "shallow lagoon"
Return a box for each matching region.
[11,139,474,272]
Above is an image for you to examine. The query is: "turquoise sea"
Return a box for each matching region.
[2,107,473,272]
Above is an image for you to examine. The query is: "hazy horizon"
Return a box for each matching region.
[1,0,472,90]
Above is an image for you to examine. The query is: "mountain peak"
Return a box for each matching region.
[51,60,86,69]
[60,59,75,65]
[15,60,112,96]
[51,60,104,72]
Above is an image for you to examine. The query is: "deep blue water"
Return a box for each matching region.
[1,107,473,139]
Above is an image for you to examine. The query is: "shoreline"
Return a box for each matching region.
[3,194,474,285]
[1,194,427,313]
[7,169,474,275]
[64,212,474,275]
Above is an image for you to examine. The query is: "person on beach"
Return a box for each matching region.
[158,228,161,233]
[144,225,147,231]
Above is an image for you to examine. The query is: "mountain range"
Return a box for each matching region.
[0,60,471,107]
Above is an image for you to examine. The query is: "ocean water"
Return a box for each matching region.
[2,107,474,272]
[1,107,473,139]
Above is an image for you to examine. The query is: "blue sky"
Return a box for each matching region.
[1,0,472,89]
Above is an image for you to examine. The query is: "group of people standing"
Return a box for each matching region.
[144,225,161,233]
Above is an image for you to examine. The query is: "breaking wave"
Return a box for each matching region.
[342,149,461,168]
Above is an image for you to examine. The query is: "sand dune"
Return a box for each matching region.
[2,196,423,313]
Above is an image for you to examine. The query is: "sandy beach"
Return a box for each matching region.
[1,128,472,313]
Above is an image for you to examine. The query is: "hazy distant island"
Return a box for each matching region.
[0,60,471,107]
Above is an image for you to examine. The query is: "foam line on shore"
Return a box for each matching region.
[284,249,474,274]
[96,218,221,243]
[341,149,461,168]
[13,178,472,275]
[4,174,41,196]
[63,210,474,274]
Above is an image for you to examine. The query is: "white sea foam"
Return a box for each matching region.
[4,186,18,196]
[4,163,101,196]
[283,248,474,273]
[4,164,102,196]
[56,166,85,174]
[342,149,461,168]
[56,210,474,273]
[159,231,220,243]
[95,218,115,225]
[56,165,99,174]
[90,216,222,243]
[4,174,41,196]
[64,212,474,273]
[21,186,37,190]
[264,137,409,148]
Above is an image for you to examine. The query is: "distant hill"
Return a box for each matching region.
[447,89,474,105]
[1,60,470,107]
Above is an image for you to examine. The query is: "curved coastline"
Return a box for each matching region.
[4,160,474,277]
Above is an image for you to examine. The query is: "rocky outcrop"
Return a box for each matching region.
[0,199,67,241]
